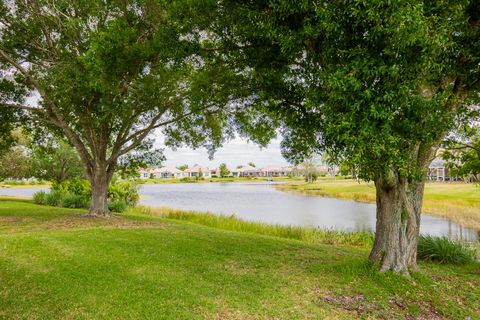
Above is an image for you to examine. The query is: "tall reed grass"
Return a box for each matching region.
[417,236,477,264]
[131,206,478,265]
[133,206,374,248]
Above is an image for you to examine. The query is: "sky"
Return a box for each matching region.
[154,135,290,169]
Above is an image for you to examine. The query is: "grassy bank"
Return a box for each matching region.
[277,180,480,229]
[0,199,479,319]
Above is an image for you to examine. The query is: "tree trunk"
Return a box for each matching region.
[369,172,425,276]
[87,163,113,217]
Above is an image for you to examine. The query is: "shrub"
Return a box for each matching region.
[417,236,476,265]
[61,193,90,209]
[108,181,139,206]
[52,178,90,198]
[33,191,47,205]
[46,190,63,207]
[34,178,138,211]
[108,200,128,213]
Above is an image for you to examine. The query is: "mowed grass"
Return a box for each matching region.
[0,200,479,319]
[277,180,480,229]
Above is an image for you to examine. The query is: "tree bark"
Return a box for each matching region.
[369,171,425,276]
[87,162,114,217]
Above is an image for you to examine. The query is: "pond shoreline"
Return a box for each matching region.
[275,181,480,230]
[1,181,478,242]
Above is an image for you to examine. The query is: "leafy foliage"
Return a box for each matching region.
[417,236,476,264]
[219,163,230,177]
[108,180,140,207]
[0,129,32,180]
[443,124,480,181]
[32,190,47,205]
[215,0,480,180]
[61,193,90,209]
[0,147,32,180]
[177,164,188,171]
[36,178,139,211]
[31,140,84,183]
[52,178,91,199]
[0,0,277,214]
[108,200,128,213]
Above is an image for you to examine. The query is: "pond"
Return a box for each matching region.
[1,182,478,242]
[140,182,479,242]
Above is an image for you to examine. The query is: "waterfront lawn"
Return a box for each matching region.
[277,180,480,229]
[0,200,479,319]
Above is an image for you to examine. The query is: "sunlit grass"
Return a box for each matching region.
[0,199,479,319]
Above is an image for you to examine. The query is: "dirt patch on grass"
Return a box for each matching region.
[1,214,167,233]
[0,216,35,224]
[320,294,445,320]
[42,215,165,230]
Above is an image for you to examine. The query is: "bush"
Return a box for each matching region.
[417,236,476,265]
[52,178,90,198]
[108,181,139,206]
[34,178,138,212]
[46,190,63,207]
[61,193,90,209]
[108,200,128,213]
[33,191,47,205]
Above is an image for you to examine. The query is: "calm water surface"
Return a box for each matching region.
[140,182,479,242]
[1,183,478,242]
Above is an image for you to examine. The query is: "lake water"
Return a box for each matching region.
[1,183,478,242]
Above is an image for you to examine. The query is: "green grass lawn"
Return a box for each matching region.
[0,200,479,319]
[277,180,480,229]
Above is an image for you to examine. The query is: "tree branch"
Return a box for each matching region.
[111,103,220,162]
[0,102,44,113]
[0,47,95,169]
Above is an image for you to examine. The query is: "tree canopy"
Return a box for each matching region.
[0,0,276,215]
[211,0,480,274]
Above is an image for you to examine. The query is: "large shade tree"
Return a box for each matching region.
[0,0,275,216]
[214,0,480,274]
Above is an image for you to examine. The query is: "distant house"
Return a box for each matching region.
[261,166,292,177]
[138,168,158,179]
[232,165,262,177]
[138,166,185,179]
[210,167,233,178]
[428,158,450,181]
[210,168,218,178]
[184,164,211,178]
[156,166,184,179]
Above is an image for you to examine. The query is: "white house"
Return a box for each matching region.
[184,164,211,178]
[138,168,157,179]
[232,165,262,177]
[428,158,449,181]
[138,166,185,179]
[155,166,185,179]
[261,165,292,177]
